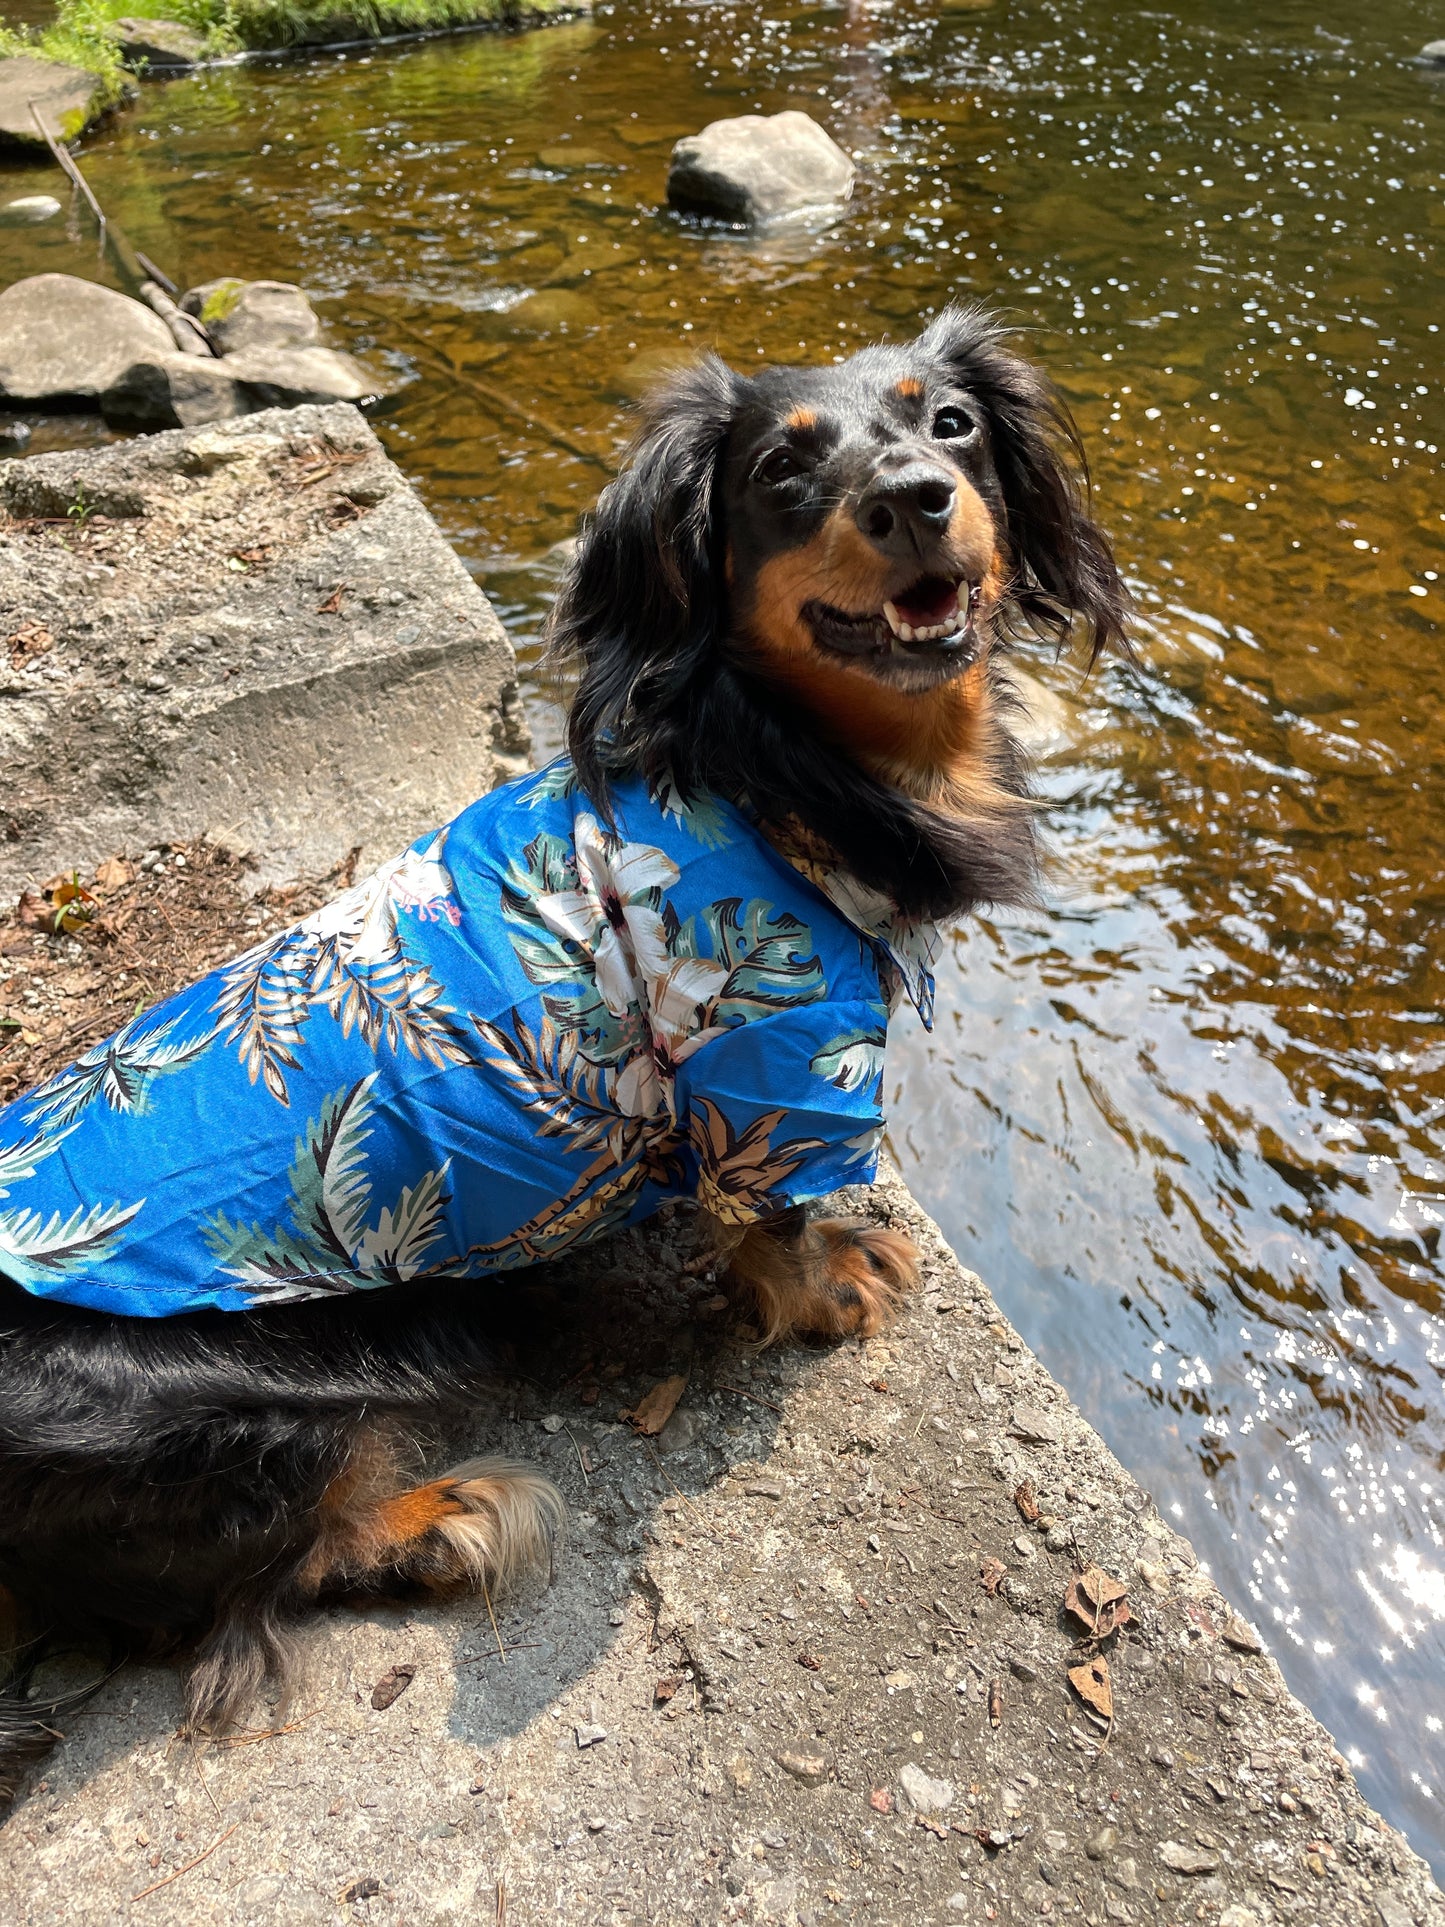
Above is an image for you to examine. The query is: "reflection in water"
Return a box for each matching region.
[2,0,1442,1872]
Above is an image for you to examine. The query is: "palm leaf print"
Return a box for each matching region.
[688,1100,826,1225]
[203,1076,453,1304]
[677,898,827,1027]
[810,1026,887,1094]
[212,835,473,1106]
[24,1009,215,1130]
[0,1122,143,1288]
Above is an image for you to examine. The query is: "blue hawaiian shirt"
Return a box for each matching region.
[0,760,938,1318]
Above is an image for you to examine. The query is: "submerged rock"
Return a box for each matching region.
[1419,38,1445,65]
[666,110,855,224]
[0,274,174,405]
[0,194,63,225]
[181,278,322,355]
[108,17,208,72]
[0,54,126,152]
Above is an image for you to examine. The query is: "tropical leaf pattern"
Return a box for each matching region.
[202,1077,452,1303]
[0,758,932,1316]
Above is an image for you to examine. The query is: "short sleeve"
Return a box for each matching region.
[671,999,888,1225]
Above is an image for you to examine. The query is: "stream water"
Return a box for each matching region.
[3,0,1444,1873]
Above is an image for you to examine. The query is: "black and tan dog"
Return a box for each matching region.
[0,305,1126,1797]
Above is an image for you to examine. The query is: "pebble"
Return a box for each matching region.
[775,1747,830,1788]
[1159,1840,1220,1876]
[1007,1403,1061,1445]
[1221,1615,1264,1653]
[745,1479,784,1499]
[1009,1657,1039,1683]
[540,1414,565,1433]
[1086,1825,1118,1859]
[1044,1525,1073,1554]
[1012,1534,1037,1561]
[898,1763,955,1815]
[883,1670,917,1691]
[574,1723,607,1748]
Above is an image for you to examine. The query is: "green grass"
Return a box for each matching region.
[1,0,575,78]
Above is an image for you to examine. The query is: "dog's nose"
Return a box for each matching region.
[853,461,957,558]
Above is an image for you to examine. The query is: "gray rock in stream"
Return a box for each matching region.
[1418,37,1445,64]
[181,278,323,354]
[0,54,125,153]
[108,16,208,71]
[0,403,529,895]
[667,109,855,223]
[101,344,378,430]
[0,274,174,405]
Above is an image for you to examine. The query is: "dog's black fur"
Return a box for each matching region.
[0,307,1127,1804]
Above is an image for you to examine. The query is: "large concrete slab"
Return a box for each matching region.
[0,403,528,895]
[0,1170,1437,1925]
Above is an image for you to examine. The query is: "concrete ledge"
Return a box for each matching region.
[0,403,528,895]
[0,1171,1437,1925]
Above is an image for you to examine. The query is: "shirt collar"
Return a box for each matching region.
[757,815,940,1029]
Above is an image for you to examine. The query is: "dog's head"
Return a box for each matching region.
[549,307,1129,918]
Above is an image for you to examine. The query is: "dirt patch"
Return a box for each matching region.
[0,841,342,1108]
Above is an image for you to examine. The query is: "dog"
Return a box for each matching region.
[0,305,1126,1799]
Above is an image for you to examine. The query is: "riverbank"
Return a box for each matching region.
[0,404,1442,1923]
[0,0,588,151]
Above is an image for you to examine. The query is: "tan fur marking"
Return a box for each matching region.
[786,404,817,431]
[895,377,924,399]
[741,476,1019,796]
[711,1213,919,1344]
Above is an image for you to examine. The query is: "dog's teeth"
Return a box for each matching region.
[898,621,915,642]
[882,600,903,638]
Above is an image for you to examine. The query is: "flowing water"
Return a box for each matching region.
[3,0,1444,1871]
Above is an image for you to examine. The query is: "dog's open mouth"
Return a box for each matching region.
[801,576,982,665]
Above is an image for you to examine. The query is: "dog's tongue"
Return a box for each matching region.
[894,577,960,626]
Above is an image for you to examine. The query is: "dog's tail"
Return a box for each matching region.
[0,1624,109,1805]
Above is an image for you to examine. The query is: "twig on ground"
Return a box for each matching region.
[129,1821,241,1902]
[716,1382,782,1415]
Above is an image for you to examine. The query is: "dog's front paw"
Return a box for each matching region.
[800,1219,919,1337]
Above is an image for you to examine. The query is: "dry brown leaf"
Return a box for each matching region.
[370,1662,415,1711]
[6,623,53,670]
[315,582,348,615]
[93,855,134,894]
[653,1675,682,1704]
[1013,1479,1040,1524]
[1068,1653,1113,1721]
[622,1373,688,1436]
[1064,1565,1133,1639]
[980,1556,1007,1597]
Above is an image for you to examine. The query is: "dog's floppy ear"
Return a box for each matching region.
[918,304,1131,662]
[548,355,745,808]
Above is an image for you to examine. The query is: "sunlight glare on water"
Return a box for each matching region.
[2,0,1442,1871]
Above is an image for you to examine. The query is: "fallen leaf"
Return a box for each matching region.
[980,1556,1007,1597]
[315,582,348,615]
[622,1373,688,1436]
[1068,1653,1114,1721]
[370,1662,415,1710]
[869,1378,890,1393]
[1013,1480,1040,1524]
[6,622,53,670]
[230,546,270,566]
[653,1675,682,1704]
[915,1812,951,1837]
[16,892,48,930]
[797,1653,822,1672]
[93,855,134,894]
[1064,1565,1133,1639]
[579,1383,600,1406]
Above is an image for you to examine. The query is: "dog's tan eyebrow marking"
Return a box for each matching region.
[786,405,817,431]
[895,377,924,399]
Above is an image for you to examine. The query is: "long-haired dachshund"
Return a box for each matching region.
[0,306,1126,1800]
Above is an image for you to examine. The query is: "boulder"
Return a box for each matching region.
[101,354,254,431]
[0,403,530,895]
[0,194,63,225]
[109,17,208,72]
[666,110,855,224]
[180,278,322,354]
[0,54,123,152]
[0,274,175,405]
[219,344,378,407]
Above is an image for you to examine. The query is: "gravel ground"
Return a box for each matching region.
[0,1155,1438,1925]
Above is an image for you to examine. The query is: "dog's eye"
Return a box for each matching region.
[931,408,977,442]
[755,448,805,487]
